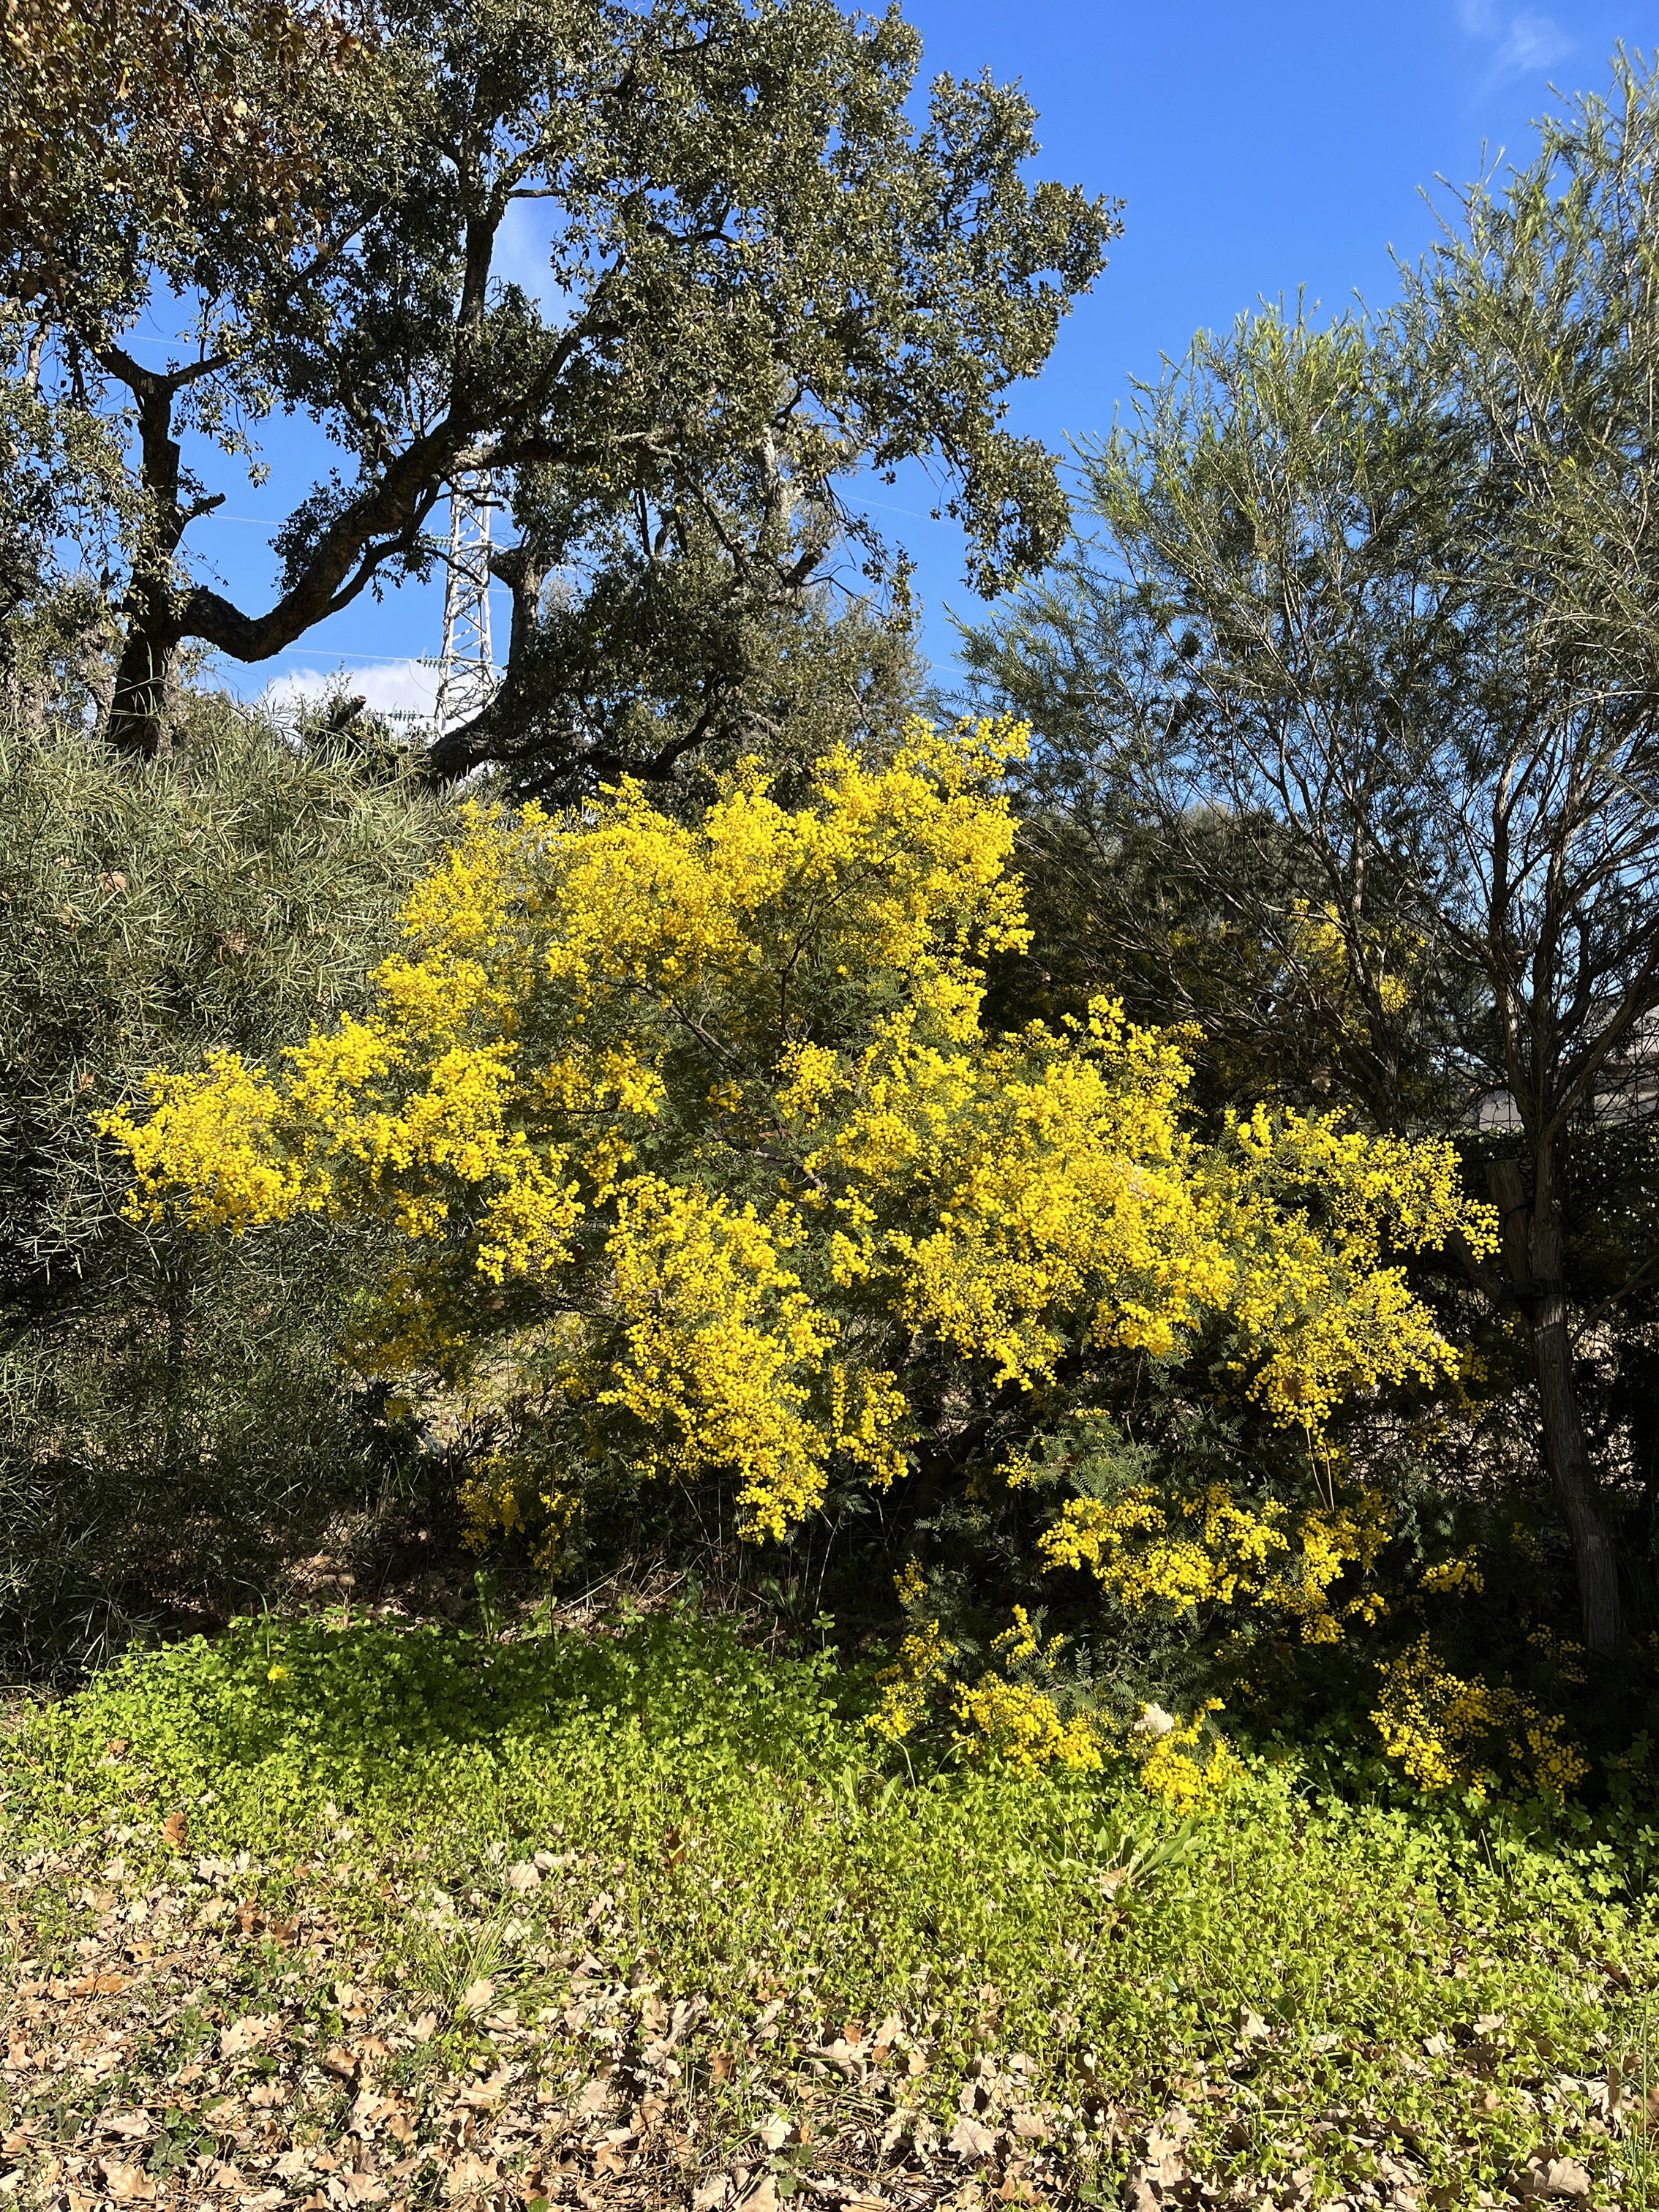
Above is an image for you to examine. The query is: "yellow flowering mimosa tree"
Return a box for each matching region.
[106,718,1497,1779]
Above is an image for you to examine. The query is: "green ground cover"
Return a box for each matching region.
[1,1612,1655,2211]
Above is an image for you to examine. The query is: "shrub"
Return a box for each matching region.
[0,696,446,1674]
[106,716,1503,1782]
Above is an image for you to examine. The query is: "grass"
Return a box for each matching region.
[1,1608,1656,2210]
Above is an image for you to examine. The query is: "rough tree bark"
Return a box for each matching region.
[1485,1156,1625,1656]
[102,351,227,759]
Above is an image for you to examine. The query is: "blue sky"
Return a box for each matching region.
[188,0,1641,719]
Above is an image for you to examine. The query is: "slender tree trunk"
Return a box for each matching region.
[1486,1157,1625,1655]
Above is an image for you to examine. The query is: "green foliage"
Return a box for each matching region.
[1,0,356,327]
[9,0,1117,772]
[955,55,1659,1663]
[534,583,933,821]
[0,696,447,1674]
[7,1612,1657,2205]
[27,1610,851,1832]
[0,327,132,663]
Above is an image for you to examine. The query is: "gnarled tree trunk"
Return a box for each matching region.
[106,589,181,761]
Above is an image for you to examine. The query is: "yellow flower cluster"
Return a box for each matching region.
[1371,1636,1589,1798]
[593,1178,904,1540]
[868,1618,958,1743]
[1418,1551,1486,1597]
[1289,898,1421,1021]
[867,1608,1238,1805]
[948,1604,1103,1773]
[1214,1107,1487,1432]
[892,1558,928,1609]
[993,1603,1058,1666]
[458,1458,580,1571]
[1524,1624,1589,1686]
[105,715,1494,1552]
[951,1675,1105,1775]
[1136,1700,1243,1807]
[1040,1483,1390,1643]
[800,1009,1486,1431]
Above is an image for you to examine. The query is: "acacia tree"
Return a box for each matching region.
[108,720,1486,1611]
[957,60,1659,1656]
[5,0,1117,782]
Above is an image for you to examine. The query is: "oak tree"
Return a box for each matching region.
[6,0,1118,785]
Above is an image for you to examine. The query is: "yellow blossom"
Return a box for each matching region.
[1136,1700,1241,1807]
[104,715,1494,1560]
[868,1618,958,1743]
[1041,1483,1391,1644]
[1372,1636,1588,1797]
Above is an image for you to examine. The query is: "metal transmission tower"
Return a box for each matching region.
[432,471,499,738]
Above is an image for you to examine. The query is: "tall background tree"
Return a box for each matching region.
[3,0,1118,789]
[958,56,1659,1658]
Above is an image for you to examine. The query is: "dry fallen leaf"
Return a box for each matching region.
[1529,2159,1592,2200]
[445,2153,502,2197]
[161,1812,188,1849]
[97,2160,155,2204]
[458,1976,494,2014]
[947,2115,998,2160]
[756,2114,791,2151]
[218,2014,276,2059]
[71,1971,127,1998]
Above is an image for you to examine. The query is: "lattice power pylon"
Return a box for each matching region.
[432,471,499,738]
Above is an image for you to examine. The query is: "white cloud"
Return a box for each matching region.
[261,658,439,725]
[1492,12,1573,75]
[1457,0,1571,85]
